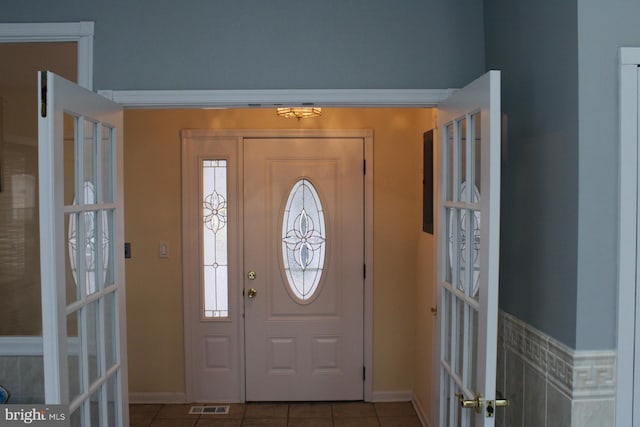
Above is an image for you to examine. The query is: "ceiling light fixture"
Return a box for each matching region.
[276,107,322,119]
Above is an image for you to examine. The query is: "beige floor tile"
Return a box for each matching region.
[156,404,200,419]
[197,404,246,419]
[288,417,333,427]
[332,402,377,418]
[196,419,242,427]
[289,403,332,418]
[130,404,163,420]
[378,416,422,427]
[244,404,289,419]
[374,402,416,417]
[241,418,287,426]
[149,419,198,427]
[333,417,381,427]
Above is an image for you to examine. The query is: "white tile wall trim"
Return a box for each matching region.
[0,337,43,356]
[0,337,80,356]
[500,311,616,399]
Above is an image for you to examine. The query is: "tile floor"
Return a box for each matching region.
[130,402,422,427]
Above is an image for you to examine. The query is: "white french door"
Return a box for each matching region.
[437,70,501,427]
[38,71,128,426]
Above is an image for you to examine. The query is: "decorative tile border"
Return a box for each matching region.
[499,311,616,399]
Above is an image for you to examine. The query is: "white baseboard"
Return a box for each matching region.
[412,394,431,427]
[128,392,186,404]
[371,390,413,402]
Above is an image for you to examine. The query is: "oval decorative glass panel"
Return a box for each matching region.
[281,179,326,302]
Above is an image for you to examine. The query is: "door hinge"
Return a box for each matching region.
[363,159,366,175]
[363,264,366,279]
[40,72,47,118]
[363,366,366,381]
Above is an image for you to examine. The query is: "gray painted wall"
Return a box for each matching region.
[483,0,580,348]
[2,0,485,91]
[575,0,640,350]
[486,0,640,350]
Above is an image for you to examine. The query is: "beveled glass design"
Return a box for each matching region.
[202,160,229,318]
[281,179,326,302]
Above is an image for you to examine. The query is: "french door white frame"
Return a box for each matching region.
[617,47,640,427]
[0,21,94,89]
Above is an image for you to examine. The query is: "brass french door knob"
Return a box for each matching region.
[456,393,483,414]
[247,288,258,298]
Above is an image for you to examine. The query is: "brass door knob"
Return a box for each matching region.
[456,393,483,414]
[247,288,257,298]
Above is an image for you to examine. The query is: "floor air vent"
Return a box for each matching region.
[189,405,230,415]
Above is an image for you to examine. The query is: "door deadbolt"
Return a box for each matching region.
[247,271,257,280]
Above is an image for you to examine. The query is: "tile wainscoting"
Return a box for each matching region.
[496,311,616,427]
[0,355,44,403]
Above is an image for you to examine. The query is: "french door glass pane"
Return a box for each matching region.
[70,407,82,427]
[83,120,97,197]
[460,118,467,195]
[443,289,452,365]
[66,213,81,304]
[467,307,478,392]
[446,124,454,201]
[472,112,482,200]
[86,301,100,385]
[90,389,101,427]
[104,291,117,371]
[84,211,99,295]
[100,126,114,203]
[445,208,453,284]
[106,374,118,427]
[64,113,77,206]
[455,296,464,378]
[67,310,81,401]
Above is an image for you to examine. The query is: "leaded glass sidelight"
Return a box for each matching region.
[202,160,229,318]
[282,179,327,302]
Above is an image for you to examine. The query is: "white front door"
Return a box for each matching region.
[38,71,128,426]
[437,71,501,426]
[244,137,365,401]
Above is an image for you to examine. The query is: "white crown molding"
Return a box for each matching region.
[0,22,93,39]
[500,311,616,399]
[620,46,640,65]
[98,88,456,109]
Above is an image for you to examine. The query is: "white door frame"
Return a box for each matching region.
[0,21,94,89]
[617,47,640,427]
